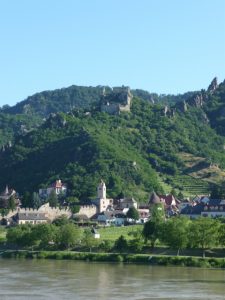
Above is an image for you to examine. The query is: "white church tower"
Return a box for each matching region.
[95,180,113,213]
[97,179,106,199]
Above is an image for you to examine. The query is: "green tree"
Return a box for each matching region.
[48,190,58,208]
[142,220,162,249]
[52,215,70,226]
[161,216,190,255]
[58,223,81,249]
[22,191,31,208]
[31,223,58,248]
[0,208,9,217]
[151,203,165,223]
[67,196,80,214]
[81,228,99,252]
[31,192,41,209]
[218,222,225,248]
[114,235,128,253]
[8,196,16,211]
[7,225,34,248]
[188,217,220,257]
[126,207,139,222]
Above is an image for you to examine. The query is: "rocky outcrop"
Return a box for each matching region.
[162,105,176,118]
[188,94,204,108]
[207,77,218,94]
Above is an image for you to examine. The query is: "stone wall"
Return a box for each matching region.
[0,203,72,222]
[77,204,97,218]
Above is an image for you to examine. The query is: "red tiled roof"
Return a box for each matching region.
[158,194,178,206]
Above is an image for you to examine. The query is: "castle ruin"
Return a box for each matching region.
[100,86,133,115]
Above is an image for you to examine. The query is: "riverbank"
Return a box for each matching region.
[1,250,225,268]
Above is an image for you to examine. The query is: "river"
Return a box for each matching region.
[0,259,224,299]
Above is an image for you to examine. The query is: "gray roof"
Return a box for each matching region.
[208,199,225,206]
[180,203,204,215]
[17,212,48,221]
[121,198,137,203]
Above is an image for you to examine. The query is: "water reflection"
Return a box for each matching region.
[0,259,224,299]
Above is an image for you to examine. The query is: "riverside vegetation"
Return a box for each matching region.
[1,214,225,268]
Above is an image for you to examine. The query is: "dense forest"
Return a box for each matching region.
[0,78,225,201]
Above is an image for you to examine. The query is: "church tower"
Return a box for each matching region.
[97,180,106,199]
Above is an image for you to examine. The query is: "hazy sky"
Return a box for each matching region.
[0,0,225,106]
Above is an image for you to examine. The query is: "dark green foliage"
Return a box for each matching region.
[150,203,165,223]
[2,85,105,116]
[0,113,42,147]
[47,190,58,208]
[8,196,16,211]
[142,220,162,249]
[52,215,71,226]
[161,217,190,255]
[126,207,139,221]
[2,250,225,268]
[114,235,128,252]
[31,192,41,209]
[203,81,225,136]
[81,228,100,251]
[57,223,81,249]
[188,217,220,257]
[21,191,32,208]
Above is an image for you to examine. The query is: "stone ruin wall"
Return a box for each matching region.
[76,205,97,218]
[0,203,97,222]
[0,204,72,222]
[101,87,132,114]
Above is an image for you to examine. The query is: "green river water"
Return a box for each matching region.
[0,259,224,299]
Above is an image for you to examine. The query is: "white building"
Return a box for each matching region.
[92,180,113,213]
[39,180,67,198]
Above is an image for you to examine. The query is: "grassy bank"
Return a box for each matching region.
[1,250,225,268]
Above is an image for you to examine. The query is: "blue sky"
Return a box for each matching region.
[0,0,225,106]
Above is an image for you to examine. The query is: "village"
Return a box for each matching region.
[0,178,225,229]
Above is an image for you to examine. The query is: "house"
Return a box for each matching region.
[0,186,20,208]
[97,211,115,225]
[201,199,225,218]
[39,179,67,198]
[149,192,180,216]
[114,212,126,226]
[115,197,138,210]
[158,194,180,216]
[138,208,150,220]
[180,202,204,219]
[97,210,127,226]
[15,212,49,225]
[180,198,225,218]
[91,228,100,239]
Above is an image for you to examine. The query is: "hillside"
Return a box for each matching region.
[0,95,225,201]
[0,85,198,148]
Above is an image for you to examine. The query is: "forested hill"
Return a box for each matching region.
[0,84,197,148]
[1,85,196,117]
[1,85,106,116]
[0,96,225,201]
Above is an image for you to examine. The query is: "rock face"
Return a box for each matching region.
[162,105,176,118]
[188,94,204,108]
[207,77,218,94]
[101,86,132,115]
